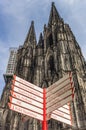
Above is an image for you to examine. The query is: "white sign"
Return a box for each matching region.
[51,113,72,125]
[47,83,73,102]
[13,75,43,93]
[62,104,70,110]
[58,107,70,114]
[47,95,73,114]
[10,90,43,109]
[46,104,71,121]
[9,96,43,114]
[11,86,43,103]
[12,81,43,98]
[52,110,71,120]
[8,103,43,121]
[47,89,73,108]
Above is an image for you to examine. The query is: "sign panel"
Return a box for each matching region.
[62,104,69,110]
[51,113,72,125]
[10,90,43,109]
[52,110,71,120]
[47,95,73,114]
[47,73,72,93]
[8,103,43,121]
[46,104,71,121]
[47,83,73,102]
[9,96,43,114]
[47,89,73,108]
[47,78,73,97]
[11,85,43,102]
[58,107,70,114]
[13,75,43,93]
[12,81,43,98]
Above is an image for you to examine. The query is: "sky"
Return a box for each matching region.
[0,0,86,97]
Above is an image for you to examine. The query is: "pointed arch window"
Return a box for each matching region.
[48,56,55,76]
[48,33,53,46]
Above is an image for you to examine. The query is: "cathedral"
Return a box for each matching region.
[0,2,86,130]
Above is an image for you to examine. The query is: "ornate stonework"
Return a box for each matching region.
[0,2,86,130]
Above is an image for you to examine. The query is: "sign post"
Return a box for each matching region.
[42,88,47,130]
[8,73,74,130]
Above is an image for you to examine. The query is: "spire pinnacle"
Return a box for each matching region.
[48,2,61,26]
[24,20,37,45]
[52,2,55,6]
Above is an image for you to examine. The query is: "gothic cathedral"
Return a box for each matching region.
[0,2,86,130]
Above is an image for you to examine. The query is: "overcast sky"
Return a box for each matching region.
[0,0,86,97]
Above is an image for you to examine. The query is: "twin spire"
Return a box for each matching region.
[24,2,61,46]
[24,21,36,44]
[48,2,61,26]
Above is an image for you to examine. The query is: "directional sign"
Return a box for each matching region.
[47,89,73,108]
[51,113,72,125]
[9,96,43,114]
[52,110,71,120]
[58,107,70,114]
[47,95,73,114]
[8,103,43,121]
[7,73,74,128]
[46,83,73,102]
[11,86,43,103]
[22,105,71,122]
[10,90,43,109]
[12,81,43,98]
[13,75,43,93]
[52,104,71,120]
[11,85,43,103]
[62,104,70,110]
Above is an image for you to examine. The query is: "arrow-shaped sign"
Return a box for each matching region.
[51,113,72,125]
[46,95,73,114]
[46,83,73,102]
[46,88,73,108]
[10,90,43,109]
[11,85,43,103]
[13,75,43,93]
[12,81,43,98]
[8,103,43,121]
[9,96,43,115]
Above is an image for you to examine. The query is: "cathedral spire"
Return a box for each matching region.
[48,2,61,26]
[24,21,37,45]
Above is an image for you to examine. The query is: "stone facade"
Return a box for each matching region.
[0,2,86,130]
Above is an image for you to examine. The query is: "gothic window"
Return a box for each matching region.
[48,56,55,77]
[48,34,53,46]
[48,56,54,71]
[53,73,59,83]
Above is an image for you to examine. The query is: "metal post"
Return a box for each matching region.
[42,88,47,130]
